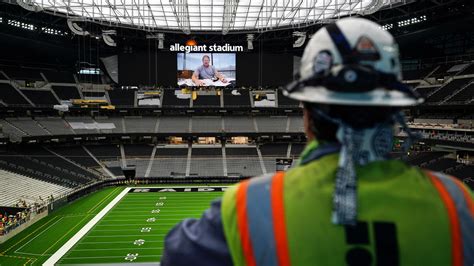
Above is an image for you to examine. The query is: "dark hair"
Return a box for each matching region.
[304,103,398,142]
[202,55,210,61]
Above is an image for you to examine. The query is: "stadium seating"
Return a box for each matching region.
[49,146,101,168]
[77,74,102,84]
[0,119,28,141]
[190,147,224,176]
[425,78,472,103]
[255,116,287,132]
[423,157,461,172]
[226,147,262,177]
[85,144,121,162]
[277,90,300,107]
[0,83,30,106]
[18,146,99,181]
[158,116,190,133]
[64,116,98,134]
[449,164,474,182]
[260,143,289,173]
[457,63,474,75]
[6,117,49,136]
[223,117,255,132]
[52,85,81,101]
[162,89,190,107]
[446,82,473,103]
[291,143,305,156]
[108,89,135,106]
[35,117,75,135]
[415,86,440,98]
[150,146,189,177]
[191,116,223,132]
[124,116,157,133]
[0,169,70,206]
[0,152,83,188]
[123,144,152,177]
[41,69,76,83]
[288,116,304,133]
[124,144,154,158]
[1,66,43,81]
[403,151,448,166]
[429,63,456,79]
[223,89,251,107]
[192,94,221,107]
[21,90,59,106]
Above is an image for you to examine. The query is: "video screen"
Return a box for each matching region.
[177,53,236,87]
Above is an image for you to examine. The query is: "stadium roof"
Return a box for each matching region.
[25,0,406,34]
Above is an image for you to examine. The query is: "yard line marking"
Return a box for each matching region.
[77,240,164,244]
[2,216,58,254]
[14,251,52,256]
[43,187,131,266]
[89,228,163,232]
[88,187,121,214]
[100,218,188,222]
[72,247,163,251]
[14,217,63,254]
[95,223,177,227]
[111,209,207,212]
[84,234,167,238]
[87,229,173,232]
[40,214,92,258]
[105,214,200,216]
[61,255,161,260]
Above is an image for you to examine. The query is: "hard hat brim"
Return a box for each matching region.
[283,86,424,107]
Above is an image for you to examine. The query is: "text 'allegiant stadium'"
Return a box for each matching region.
[170,43,244,53]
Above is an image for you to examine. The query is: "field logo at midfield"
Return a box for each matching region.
[131,187,228,193]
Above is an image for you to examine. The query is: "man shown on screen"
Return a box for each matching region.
[192,55,227,86]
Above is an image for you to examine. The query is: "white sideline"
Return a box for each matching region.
[43,187,131,266]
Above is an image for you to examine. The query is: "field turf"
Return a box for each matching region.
[0,186,224,265]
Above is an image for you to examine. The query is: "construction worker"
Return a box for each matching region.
[161,17,474,266]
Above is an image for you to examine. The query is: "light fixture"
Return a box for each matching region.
[247,34,254,50]
[293,31,307,48]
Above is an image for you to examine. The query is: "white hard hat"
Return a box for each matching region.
[285,17,423,106]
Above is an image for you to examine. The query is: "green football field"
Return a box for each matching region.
[0,186,225,266]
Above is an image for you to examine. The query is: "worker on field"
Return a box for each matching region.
[161,17,474,266]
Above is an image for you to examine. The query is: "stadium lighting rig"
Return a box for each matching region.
[67,19,90,36]
[146,33,165,49]
[293,31,307,48]
[397,15,427,27]
[102,30,117,47]
[247,34,254,50]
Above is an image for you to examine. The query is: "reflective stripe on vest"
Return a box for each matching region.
[236,172,291,266]
[427,171,474,266]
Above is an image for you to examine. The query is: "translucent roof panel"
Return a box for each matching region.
[30,0,404,33]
